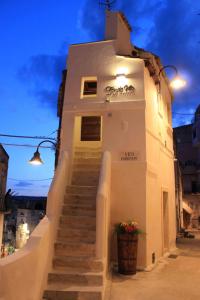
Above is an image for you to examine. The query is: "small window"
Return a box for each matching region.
[81,77,97,98]
[192,181,197,193]
[193,128,197,139]
[167,103,171,124]
[83,81,97,96]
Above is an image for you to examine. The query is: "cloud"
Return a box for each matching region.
[78,1,105,40]
[79,0,164,43]
[15,181,33,187]
[80,0,200,126]
[144,0,200,124]
[17,53,66,111]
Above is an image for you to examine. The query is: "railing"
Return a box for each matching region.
[0,151,69,300]
[96,151,111,260]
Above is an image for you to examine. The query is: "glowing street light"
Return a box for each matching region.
[169,76,186,90]
[158,65,186,90]
[29,140,57,166]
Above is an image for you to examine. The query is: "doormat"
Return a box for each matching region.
[168,254,178,259]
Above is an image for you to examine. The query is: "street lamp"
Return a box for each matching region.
[158,65,186,90]
[29,140,57,166]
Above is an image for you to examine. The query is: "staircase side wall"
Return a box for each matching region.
[0,152,69,300]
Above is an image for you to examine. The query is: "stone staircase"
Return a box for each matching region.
[43,148,104,300]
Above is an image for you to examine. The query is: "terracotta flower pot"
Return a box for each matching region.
[117,233,138,275]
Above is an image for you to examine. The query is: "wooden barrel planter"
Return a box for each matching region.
[117,233,138,275]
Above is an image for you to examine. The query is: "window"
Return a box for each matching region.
[81,77,97,98]
[192,181,197,193]
[167,103,171,124]
[83,81,97,96]
[193,128,197,139]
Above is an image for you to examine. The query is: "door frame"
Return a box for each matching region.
[161,188,169,255]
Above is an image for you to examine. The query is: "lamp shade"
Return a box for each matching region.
[29,150,43,165]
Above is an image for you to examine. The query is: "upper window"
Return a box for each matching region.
[81,77,97,98]
[83,81,97,96]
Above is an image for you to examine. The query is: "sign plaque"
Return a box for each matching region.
[120,151,139,161]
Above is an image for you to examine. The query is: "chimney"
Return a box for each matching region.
[105,11,132,55]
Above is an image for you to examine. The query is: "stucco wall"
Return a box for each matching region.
[64,41,144,106]
[60,38,176,269]
[144,67,176,266]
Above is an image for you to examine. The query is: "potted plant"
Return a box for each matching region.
[115,221,141,275]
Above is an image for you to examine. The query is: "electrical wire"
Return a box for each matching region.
[0,143,53,148]
[8,178,53,182]
[172,112,195,116]
[0,133,56,141]
[47,130,57,136]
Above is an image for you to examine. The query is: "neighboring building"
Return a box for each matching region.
[174,105,200,228]
[174,155,184,232]
[0,144,9,202]
[0,144,9,248]
[3,196,46,249]
[57,10,176,274]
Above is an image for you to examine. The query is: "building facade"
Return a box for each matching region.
[0,144,9,248]
[174,105,200,228]
[3,196,46,251]
[58,11,176,269]
[0,144,9,201]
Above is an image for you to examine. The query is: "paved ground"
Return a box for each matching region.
[108,232,200,300]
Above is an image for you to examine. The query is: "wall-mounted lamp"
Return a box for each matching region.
[29,140,57,166]
[159,65,186,90]
[116,73,127,87]
[29,150,44,165]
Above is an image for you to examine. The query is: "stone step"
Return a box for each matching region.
[53,256,103,273]
[63,202,96,210]
[64,197,96,208]
[72,172,99,180]
[73,164,100,172]
[56,234,95,244]
[60,215,96,230]
[55,242,95,257]
[72,170,99,177]
[62,205,96,217]
[64,198,96,208]
[43,286,102,300]
[57,228,96,243]
[73,158,101,165]
[71,176,99,186]
[74,151,102,157]
[75,147,102,152]
[56,236,95,244]
[66,185,97,195]
[65,193,96,202]
[48,271,103,287]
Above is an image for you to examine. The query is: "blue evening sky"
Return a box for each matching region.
[0,0,199,196]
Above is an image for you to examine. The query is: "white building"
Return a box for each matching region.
[59,10,176,265]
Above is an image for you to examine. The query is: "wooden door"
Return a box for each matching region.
[81,116,101,141]
[163,192,169,253]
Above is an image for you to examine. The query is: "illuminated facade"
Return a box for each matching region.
[59,11,176,271]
